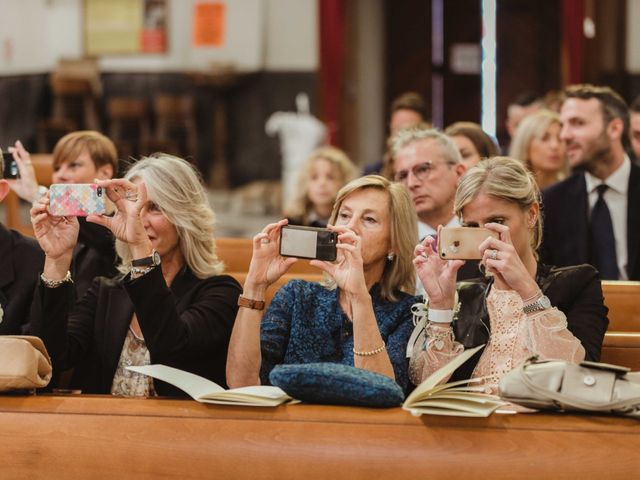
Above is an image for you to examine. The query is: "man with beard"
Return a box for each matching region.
[540,84,640,280]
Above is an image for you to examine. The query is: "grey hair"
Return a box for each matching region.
[386,126,462,179]
[116,154,224,278]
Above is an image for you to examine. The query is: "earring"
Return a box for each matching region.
[387,252,395,262]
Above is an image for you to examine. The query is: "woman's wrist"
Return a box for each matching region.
[242,281,267,300]
[43,254,73,280]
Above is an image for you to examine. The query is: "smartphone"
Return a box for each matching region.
[438,227,499,260]
[49,183,107,217]
[1,149,19,179]
[280,225,338,261]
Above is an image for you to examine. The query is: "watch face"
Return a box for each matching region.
[152,250,161,266]
[539,295,551,309]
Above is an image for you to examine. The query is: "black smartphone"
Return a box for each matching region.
[280,225,338,261]
[2,149,18,179]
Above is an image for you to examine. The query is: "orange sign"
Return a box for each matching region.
[193,2,225,47]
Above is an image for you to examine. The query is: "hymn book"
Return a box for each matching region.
[127,365,293,407]
[402,344,505,417]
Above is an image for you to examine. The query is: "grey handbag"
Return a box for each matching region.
[499,356,640,418]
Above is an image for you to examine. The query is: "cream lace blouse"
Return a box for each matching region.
[408,287,586,393]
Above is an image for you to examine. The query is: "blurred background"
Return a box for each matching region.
[0,0,638,235]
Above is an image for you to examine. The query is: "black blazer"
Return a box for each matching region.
[449,263,609,382]
[29,266,241,396]
[73,218,118,300]
[540,164,640,280]
[0,224,44,335]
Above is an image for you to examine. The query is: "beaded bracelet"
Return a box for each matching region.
[353,341,386,357]
[41,270,73,288]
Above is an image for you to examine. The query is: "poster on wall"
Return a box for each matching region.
[84,0,167,55]
[193,2,225,47]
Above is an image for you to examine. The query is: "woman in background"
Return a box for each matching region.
[509,110,567,189]
[445,122,499,169]
[284,146,357,228]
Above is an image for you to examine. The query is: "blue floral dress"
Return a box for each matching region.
[260,280,416,390]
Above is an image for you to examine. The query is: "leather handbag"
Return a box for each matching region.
[0,336,52,392]
[499,356,640,418]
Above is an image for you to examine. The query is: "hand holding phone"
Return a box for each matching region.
[49,183,107,217]
[279,225,338,261]
[437,227,499,260]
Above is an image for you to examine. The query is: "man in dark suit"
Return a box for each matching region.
[0,157,44,334]
[541,84,640,280]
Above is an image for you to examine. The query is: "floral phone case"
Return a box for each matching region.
[49,183,106,217]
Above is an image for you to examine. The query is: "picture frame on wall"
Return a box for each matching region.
[84,0,168,55]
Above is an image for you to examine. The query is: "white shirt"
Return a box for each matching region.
[416,216,461,296]
[584,156,631,280]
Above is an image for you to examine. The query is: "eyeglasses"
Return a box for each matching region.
[393,161,453,184]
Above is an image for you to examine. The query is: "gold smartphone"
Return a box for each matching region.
[437,227,499,260]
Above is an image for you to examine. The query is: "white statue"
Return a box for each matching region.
[265,93,327,207]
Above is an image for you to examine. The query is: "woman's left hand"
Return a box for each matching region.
[311,225,368,297]
[479,222,539,298]
[86,178,150,248]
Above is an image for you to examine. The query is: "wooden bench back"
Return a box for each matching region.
[602,281,640,332]
[217,237,323,275]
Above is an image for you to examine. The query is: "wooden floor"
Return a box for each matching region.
[1,394,638,479]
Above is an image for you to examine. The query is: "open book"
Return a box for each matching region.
[403,344,505,417]
[127,365,293,407]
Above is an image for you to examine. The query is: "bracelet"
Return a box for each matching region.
[428,309,454,324]
[41,270,73,288]
[237,295,265,311]
[130,266,154,278]
[353,341,386,357]
[521,289,542,304]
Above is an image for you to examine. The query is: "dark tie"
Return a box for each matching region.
[589,184,619,280]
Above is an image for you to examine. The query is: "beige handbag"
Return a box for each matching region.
[499,356,640,418]
[0,336,52,392]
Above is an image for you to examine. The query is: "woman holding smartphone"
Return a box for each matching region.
[226,175,418,390]
[8,133,119,299]
[408,157,608,392]
[29,154,241,396]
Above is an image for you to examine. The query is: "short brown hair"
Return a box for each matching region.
[444,122,499,159]
[390,92,428,120]
[52,131,118,173]
[564,84,629,146]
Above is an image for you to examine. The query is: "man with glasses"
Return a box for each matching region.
[388,126,477,281]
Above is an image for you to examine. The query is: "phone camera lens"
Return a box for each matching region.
[97,187,103,196]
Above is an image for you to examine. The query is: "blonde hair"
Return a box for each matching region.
[454,156,542,256]
[116,154,223,278]
[284,146,357,223]
[325,175,417,301]
[509,109,567,179]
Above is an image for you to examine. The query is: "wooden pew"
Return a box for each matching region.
[600,281,640,370]
[4,153,53,236]
[217,237,322,275]
[0,394,638,480]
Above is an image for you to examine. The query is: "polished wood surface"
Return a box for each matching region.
[0,394,638,480]
[602,281,640,331]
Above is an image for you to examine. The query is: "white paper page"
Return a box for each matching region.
[127,364,225,400]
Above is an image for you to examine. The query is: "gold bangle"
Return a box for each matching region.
[353,341,386,357]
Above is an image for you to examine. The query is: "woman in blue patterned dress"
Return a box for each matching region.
[227,175,418,390]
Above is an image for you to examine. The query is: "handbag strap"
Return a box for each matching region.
[518,361,640,413]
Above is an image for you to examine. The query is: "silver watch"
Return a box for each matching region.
[523,294,551,314]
